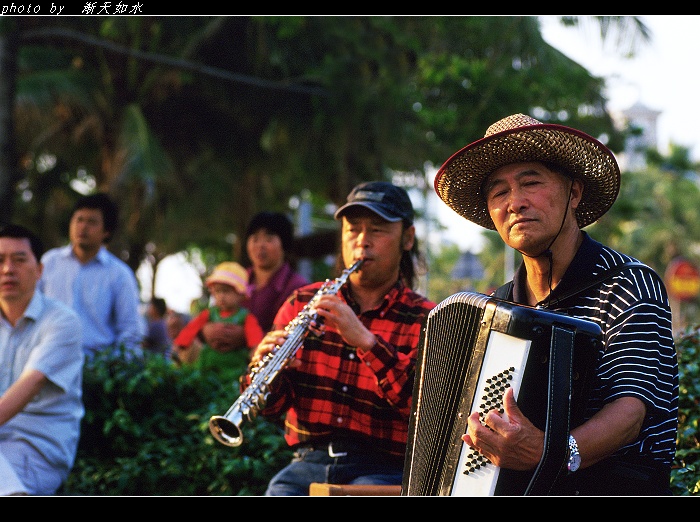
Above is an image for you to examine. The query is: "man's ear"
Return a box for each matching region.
[569,178,584,209]
[403,225,416,251]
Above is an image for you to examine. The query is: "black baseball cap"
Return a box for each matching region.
[334,181,414,225]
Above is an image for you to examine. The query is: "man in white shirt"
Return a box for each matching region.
[39,193,144,360]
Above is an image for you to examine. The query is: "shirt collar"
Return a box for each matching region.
[340,279,405,314]
[64,244,109,264]
[248,262,291,292]
[512,232,601,306]
[19,290,44,323]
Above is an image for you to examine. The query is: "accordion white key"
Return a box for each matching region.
[402,291,602,496]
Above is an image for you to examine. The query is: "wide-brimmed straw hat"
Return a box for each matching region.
[434,113,621,230]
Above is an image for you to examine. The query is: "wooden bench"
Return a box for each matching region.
[309,483,402,496]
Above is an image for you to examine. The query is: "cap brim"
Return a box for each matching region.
[334,202,403,222]
[206,277,246,294]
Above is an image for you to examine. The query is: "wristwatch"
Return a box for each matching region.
[567,434,581,472]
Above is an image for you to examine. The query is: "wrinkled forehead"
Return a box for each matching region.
[483,161,573,192]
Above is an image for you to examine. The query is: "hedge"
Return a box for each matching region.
[61,349,293,495]
[61,328,700,496]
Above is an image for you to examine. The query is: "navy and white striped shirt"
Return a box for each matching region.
[507,232,679,471]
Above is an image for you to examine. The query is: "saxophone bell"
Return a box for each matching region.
[208,411,245,447]
[209,383,266,447]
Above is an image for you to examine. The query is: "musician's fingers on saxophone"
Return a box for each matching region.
[251,329,288,364]
[313,295,374,350]
[308,321,324,337]
[314,295,353,327]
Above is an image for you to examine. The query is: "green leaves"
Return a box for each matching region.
[63,350,293,495]
[671,328,700,495]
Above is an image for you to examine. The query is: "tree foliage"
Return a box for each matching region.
[2,16,635,278]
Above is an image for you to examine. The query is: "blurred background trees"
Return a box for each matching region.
[1,15,698,321]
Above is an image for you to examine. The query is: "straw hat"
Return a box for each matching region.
[206,262,249,296]
[434,113,621,230]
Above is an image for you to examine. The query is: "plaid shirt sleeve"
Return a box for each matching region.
[256,280,436,456]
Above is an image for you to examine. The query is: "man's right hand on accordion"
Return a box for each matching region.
[462,387,646,475]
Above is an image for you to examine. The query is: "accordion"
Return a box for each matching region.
[402,291,602,496]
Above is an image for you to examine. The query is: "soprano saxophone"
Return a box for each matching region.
[208,258,364,447]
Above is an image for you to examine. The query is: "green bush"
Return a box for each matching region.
[671,327,700,495]
[61,349,293,496]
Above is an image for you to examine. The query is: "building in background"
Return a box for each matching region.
[614,101,662,171]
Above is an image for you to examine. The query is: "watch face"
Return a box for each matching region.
[568,453,581,472]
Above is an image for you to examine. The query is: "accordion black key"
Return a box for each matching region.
[402,291,602,496]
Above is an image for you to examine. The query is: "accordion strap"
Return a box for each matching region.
[497,261,647,495]
[524,324,575,495]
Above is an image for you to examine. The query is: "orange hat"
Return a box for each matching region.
[206,262,249,295]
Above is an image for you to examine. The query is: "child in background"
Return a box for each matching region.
[142,297,171,358]
[173,262,264,379]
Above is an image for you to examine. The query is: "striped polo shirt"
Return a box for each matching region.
[507,232,679,471]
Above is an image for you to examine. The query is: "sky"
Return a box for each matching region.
[147,15,698,311]
[540,15,700,161]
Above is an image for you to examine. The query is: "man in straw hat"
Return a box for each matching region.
[434,114,678,495]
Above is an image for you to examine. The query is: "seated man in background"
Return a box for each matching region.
[0,224,84,495]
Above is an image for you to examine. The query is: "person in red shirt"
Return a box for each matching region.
[173,262,263,380]
[245,181,436,496]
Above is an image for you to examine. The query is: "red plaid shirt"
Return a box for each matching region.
[256,279,435,457]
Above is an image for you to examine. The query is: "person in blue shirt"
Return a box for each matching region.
[39,193,144,360]
[0,224,84,495]
[143,297,172,359]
